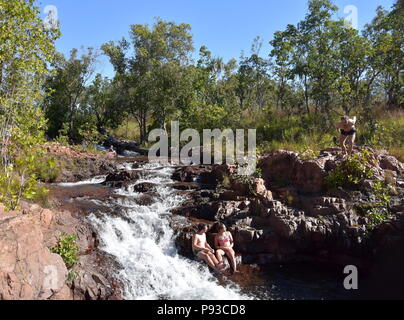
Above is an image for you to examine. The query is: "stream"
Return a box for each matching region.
[57,161,347,300]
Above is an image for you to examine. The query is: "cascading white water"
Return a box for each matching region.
[88,162,251,300]
[57,175,107,187]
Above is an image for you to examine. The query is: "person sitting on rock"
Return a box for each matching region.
[335,115,357,157]
[108,145,117,156]
[192,223,225,272]
[214,223,239,275]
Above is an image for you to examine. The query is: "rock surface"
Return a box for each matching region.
[0,202,121,300]
[46,143,117,183]
[174,148,404,270]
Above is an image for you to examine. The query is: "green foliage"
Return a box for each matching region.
[372,180,391,207]
[78,121,106,150]
[35,157,60,183]
[50,234,80,269]
[325,150,375,190]
[102,18,194,143]
[253,168,263,179]
[0,147,57,210]
[351,165,392,229]
[43,48,98,141]
[54,123,70,146]
[0,0,59,210]
[67,270,79,282]
[366,207,391,229]
[0,165,49,211]
[299,149,320,161]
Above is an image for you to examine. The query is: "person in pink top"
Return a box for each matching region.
[214,223,239,275]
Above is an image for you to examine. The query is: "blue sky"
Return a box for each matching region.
[35,0,395,78]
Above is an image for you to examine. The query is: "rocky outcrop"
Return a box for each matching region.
[46,143,117,183]
[0,208,68,300]
[174,148,404,269]
[0,202,121,300]
[258,150,327,193]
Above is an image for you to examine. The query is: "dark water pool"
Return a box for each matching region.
[241,263,352,300]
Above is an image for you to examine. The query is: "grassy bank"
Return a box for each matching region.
[109,108,404,161]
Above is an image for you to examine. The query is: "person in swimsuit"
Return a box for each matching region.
[192,223,225,272]
[214,223,239,275]
[335,115,357,157]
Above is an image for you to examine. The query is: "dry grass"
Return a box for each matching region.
[111,118,141,141]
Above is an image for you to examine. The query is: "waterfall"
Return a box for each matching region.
[88,162,251,300]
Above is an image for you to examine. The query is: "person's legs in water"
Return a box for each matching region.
[207,251,220,266]
[197,251,216,269]
[223,247,239,274]
[347,133,356,157]
[339,133,348,156]
[197,251,222,271]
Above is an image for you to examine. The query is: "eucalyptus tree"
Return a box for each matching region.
[84,74,126,133]
[236,37,273,111]
[0,0,60,209]
[364,2,404,109]
[43,48,98,139]
[102,18,194,143]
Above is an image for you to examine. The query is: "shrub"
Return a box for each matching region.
[0,152,51,211]
[35,157,60,183]
[325,150,374,190]
[50,234,80,269]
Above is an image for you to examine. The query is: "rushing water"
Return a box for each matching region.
[87,162,251,300]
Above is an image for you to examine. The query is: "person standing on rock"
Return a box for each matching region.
[192,223,225,272]
[214,223,239,275]
[335,115,357,157]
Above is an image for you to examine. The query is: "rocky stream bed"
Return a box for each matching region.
[1,147,403,300]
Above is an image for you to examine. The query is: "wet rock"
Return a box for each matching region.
[104,170,140,183]
[175,227,195,258]
[199,164,238,186]
[133,193,157,206]
[168,182,200,191]
[172,166,210,183]
[133,182,157,193]
[70,255,114,300]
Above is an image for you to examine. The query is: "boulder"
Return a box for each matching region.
[259,150,299,185]
[133,193,157,206]
[0,212,68,300]
[259,150,326,193]
[168,182,200,191]
[379,155,404,175]
[300,197,347,217]
[133,182,157,193]
[172,166,210,183]
[292,160,326,193]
